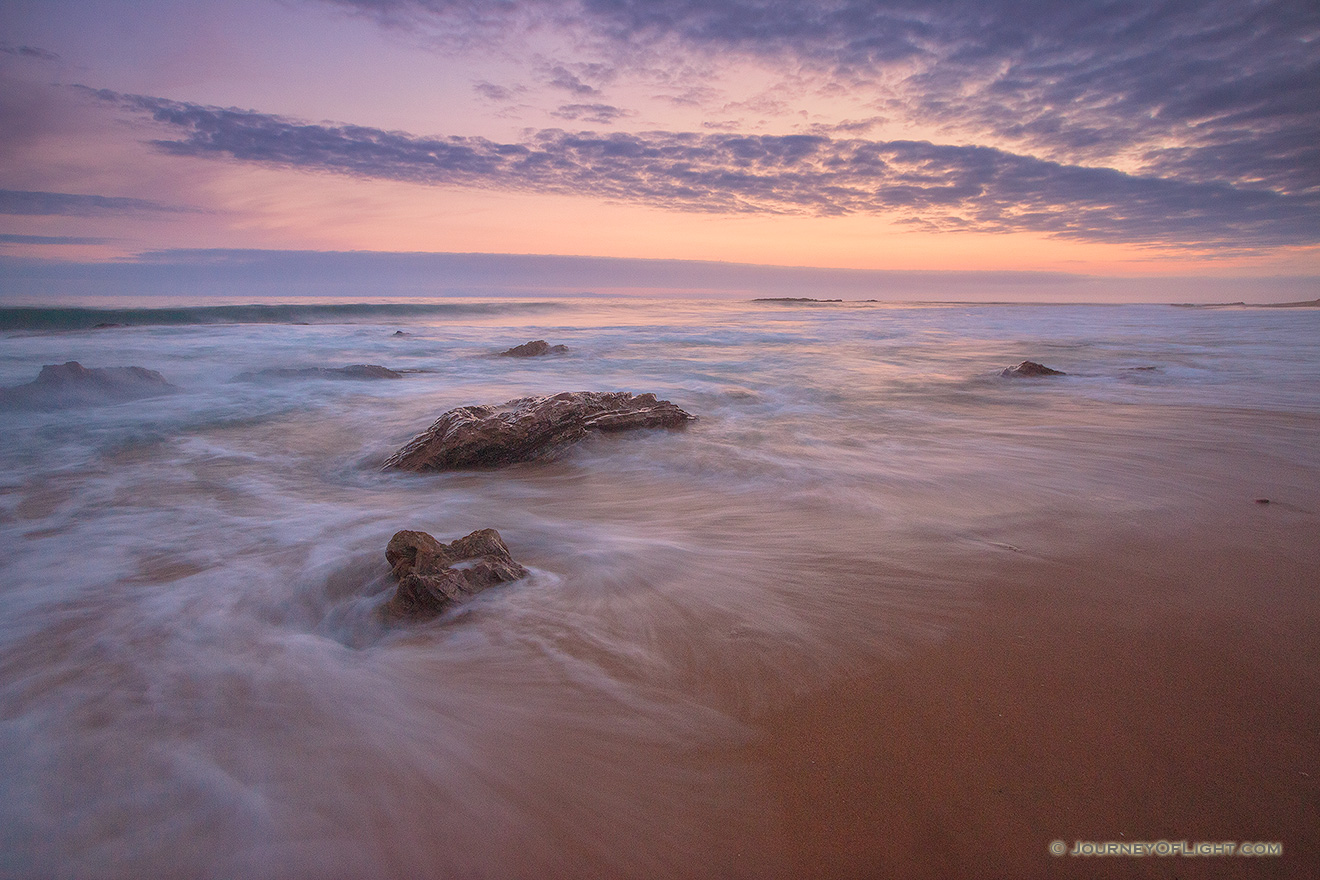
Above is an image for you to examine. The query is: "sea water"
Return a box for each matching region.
[1,297,1317,878]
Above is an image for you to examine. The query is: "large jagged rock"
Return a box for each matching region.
[0,361,177,408]
[1000,360,1066,378]
[239,364,402,380]
[499,340,568,357]
[383,528,528,620]
[383,390,695,471]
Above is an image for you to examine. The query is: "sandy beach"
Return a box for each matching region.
[752,473,1319,878]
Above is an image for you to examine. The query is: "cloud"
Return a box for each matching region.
[552,103,630,124]
[0,233,113,245]
[805,117,887,137]
[317,0,1320,198]
[98,90,1320,248]
[473,81,516,101]
[544,64,602,96]
[4,248,1316,303]
[0,44,61,62]
[0,188,193,216]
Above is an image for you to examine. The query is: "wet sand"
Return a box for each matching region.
[750,505,1319,878]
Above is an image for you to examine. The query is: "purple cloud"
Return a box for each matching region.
[97,90,1320,248]
[473,81,516,101]
[545,65,602,96]
[0,233,113,245]
[317,0,1320,200]
[0,43,61,61]
[0,188,193,216]
[552,103,630,124]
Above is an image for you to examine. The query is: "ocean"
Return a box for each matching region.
[1,297,1317,878]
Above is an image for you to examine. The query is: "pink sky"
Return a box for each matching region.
[1,0,1317,299]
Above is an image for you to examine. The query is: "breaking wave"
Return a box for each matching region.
[0,300,563,332]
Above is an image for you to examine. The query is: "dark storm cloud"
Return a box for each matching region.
[0,188,191,216]
[318,0,1320,198]
[99,91,1319,248]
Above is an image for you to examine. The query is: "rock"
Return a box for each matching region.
[392,330,409,337]
[383,528,528,620]
[1000,360,1066,378]
[499,340,568,357]
[92,322,125,329]
[239,364,403,380]
[0,361,177,408]
[331,364,402,379]
[383,390,695,471]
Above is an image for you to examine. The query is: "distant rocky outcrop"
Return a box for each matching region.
[239,364,403,380]
[1174,299,1319,309]
[752,297,843,303]
[0,361,177,408]
[1260,298,1320,308]
[1000,360,1066,378]
[383,390,695,471]
[499,340,568,357]
[383,528,528,620]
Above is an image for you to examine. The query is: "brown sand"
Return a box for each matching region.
[749,509,1320,878]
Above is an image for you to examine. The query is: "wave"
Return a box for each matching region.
[0,300,562,331]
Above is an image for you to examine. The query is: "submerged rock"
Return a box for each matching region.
[0,361,176,408]
[240,364,403,380]
[383,390,695,471]
[383,528,528,620]
[1000,360,1066,378]
[499,339,568,357]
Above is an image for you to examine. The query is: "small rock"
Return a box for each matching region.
[330,364,403,379]
[383,390,695,471]
[1001,360,1066,378]
[1255,498,1270,505]
[392,330,409,337]
[383,528,527,620]
[499,340,568,357]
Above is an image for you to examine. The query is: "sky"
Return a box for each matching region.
[1,0,1318,300]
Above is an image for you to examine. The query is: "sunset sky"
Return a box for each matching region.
[1,0,1317,299]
